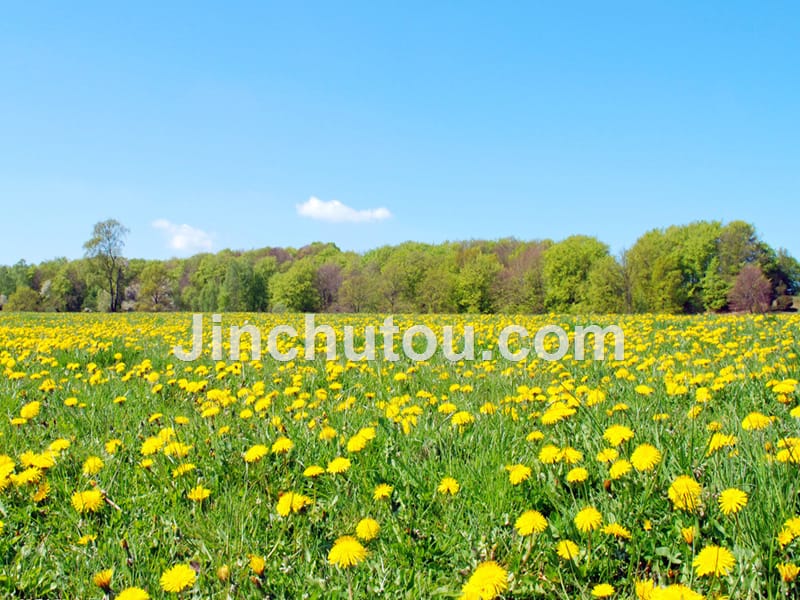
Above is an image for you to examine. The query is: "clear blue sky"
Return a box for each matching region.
[2,2,798,265]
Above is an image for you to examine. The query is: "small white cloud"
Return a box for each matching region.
[297,197,392,223]
[152,219,214,253]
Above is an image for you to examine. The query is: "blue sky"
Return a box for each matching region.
[1,2,798,265]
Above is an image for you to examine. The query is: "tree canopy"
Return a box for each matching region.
[1,220,797,314]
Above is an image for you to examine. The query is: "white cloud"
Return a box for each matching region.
[296,197,392,223]
[152,219,214,253]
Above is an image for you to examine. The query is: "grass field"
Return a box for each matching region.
[1,312,799,599]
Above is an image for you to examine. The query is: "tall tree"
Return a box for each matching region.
[83,219,129,312]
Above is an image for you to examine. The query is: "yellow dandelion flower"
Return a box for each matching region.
[303,465,325,478]
[71,489,103,513]
[116,588,150,600]
[82,456,104,475]
[609,459,632,480]
[326,456,351,474]
[459,560,508,600]
[355,517,380,541]
[276,491,313,516]
[187,485,211,502]
[741,412,772,431]
[556,539,580,561]
[271,436,294,454]
[602,523,631,540]
[20,401,41,420]
[668,475,702,512]
[681,526,696,544]
[650,584,703,600]
[249,554,266,575]
[538,444,562,464]
[159,563,196,593]
[693,544,735,577]
[92,568,113,590]
[596,448,619,463]
[776,563,800,583]
[437,477,460,495]
[575,507,602,533]
[373,483,393,500]
[506,464,532,485]
[515,510,547,536]
[603,425,634,447]
[630,444,662,472]
[591,583,615,598]
[244,444,269,463]
[566,467,589,483]
[328,535,367,568]
[718,488,747,516]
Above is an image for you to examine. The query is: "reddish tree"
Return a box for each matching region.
[728,264,772,313]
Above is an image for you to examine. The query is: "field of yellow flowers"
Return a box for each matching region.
[1,312,799,599]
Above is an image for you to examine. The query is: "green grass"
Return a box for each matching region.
[0,312,799,598]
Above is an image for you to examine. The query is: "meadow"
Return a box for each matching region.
[0,312,798,599]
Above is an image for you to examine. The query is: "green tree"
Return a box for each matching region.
[5,286,41,311]
[543,235,609,313]
[83,219,129,312]
[269,260,320,312]
[455,251,501,313]
[587,255,627,313]
[138,262,176,311]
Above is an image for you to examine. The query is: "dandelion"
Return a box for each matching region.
[591,583,615,598]
[72,489,103,513]
[718,488,748,515]
[20,401,41,420]
[244,444,269,463]
[82,456,104,475]
[742,412,772,431]
[92,568,113,590]
[692,544,735,577]
[249,554,266,575]
[668,475,702,512]
[596,448,619,463]
[609,459,632,480]
[326,456,352,474]
[172,463,196,478]
[706,433,737,456]
[556,539,580,561]
[575,507,603,533]
[271,436,294,454]
[116,588,150,600]
[603,425,635,446]
[634,579,655,599]
[187,485,211,502]
[630,444,662,472]
[538,444,561,464]
[373,483,393,500]
[32,480,50,502]
[650,584,703,600]
[515,510,547,536]
[506,464,532,485]
[328,536,367,568]
[776,563,800,583]
[602,523,631,540]
[276,492,313,516]
[159,563,197,593]
[303,465,325,478]
[566,467,588,483]
[355,518,380,541]
[438,477,460,495]
[459,561,508,600]
[681,526,695,544]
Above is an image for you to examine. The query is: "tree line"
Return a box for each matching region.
[1,219,797,314]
